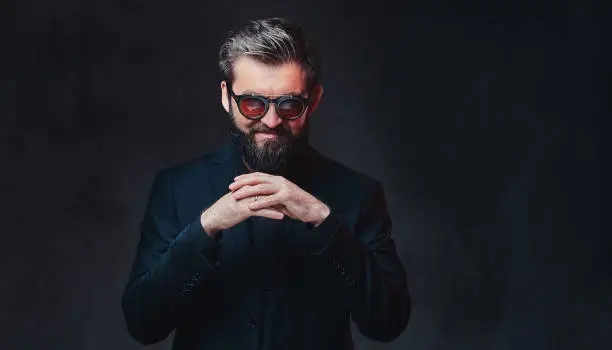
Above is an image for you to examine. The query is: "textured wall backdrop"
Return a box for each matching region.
[1,0,609,349]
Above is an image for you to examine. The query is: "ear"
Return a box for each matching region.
[221,80,230,113]
[306,84,324,117]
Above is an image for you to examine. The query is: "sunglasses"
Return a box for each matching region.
[229,88,311,121]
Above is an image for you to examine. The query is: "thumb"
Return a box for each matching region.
[275,205,296,219]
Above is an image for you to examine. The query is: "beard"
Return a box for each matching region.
[229,109,309,176]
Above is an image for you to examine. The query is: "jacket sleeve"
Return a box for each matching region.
[121,170,221,345]
[300,180,411,342]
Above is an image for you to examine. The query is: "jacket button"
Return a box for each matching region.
[347,276,356,287]
[181,283,194,295]
[249,317,258,328]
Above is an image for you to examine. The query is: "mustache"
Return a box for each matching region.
[248,124,290,137]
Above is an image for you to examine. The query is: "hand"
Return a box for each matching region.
[229,172,330,227]
[200,190,284,237]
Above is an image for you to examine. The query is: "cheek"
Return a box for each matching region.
[287,118,305,135]
[232,105,253,130]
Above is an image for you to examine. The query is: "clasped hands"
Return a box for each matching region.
[200,172,330,237]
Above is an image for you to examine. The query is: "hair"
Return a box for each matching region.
[218,17,321,91]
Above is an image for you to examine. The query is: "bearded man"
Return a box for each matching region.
[122,17,410,350]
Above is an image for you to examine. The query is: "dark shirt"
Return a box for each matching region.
[121,138,411,349]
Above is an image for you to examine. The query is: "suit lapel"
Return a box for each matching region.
[207,141,255,278]
[291,145,334,204]
[207,140,243,198]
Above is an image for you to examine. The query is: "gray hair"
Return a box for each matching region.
[218,18,321,90]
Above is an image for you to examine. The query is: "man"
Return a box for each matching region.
[122,17,410,350]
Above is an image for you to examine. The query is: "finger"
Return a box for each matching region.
[266,204,296,220]
[248,194,282,210]
[229,176,275,191]
[232,183,278,200]
[251,208,284,220]
[230,185,254,201]
[277,206,296,220]
[234,172,270,180]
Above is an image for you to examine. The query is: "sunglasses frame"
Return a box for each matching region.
[228,85,311,121]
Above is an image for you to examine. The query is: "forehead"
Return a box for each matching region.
[231,56,307,95]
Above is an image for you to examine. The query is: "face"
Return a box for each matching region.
[221,56,323,174]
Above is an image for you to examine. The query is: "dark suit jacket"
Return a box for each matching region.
[121,138,410,349]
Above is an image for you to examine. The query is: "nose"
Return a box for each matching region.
[260,104,283,129]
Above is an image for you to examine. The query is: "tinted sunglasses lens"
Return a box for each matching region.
[278,98,305,118]
[239,97,266,117]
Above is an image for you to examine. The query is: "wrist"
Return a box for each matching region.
[200,210,219,238]
[312,202,331,228]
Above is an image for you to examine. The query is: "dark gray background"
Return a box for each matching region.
[1,0,609,349]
